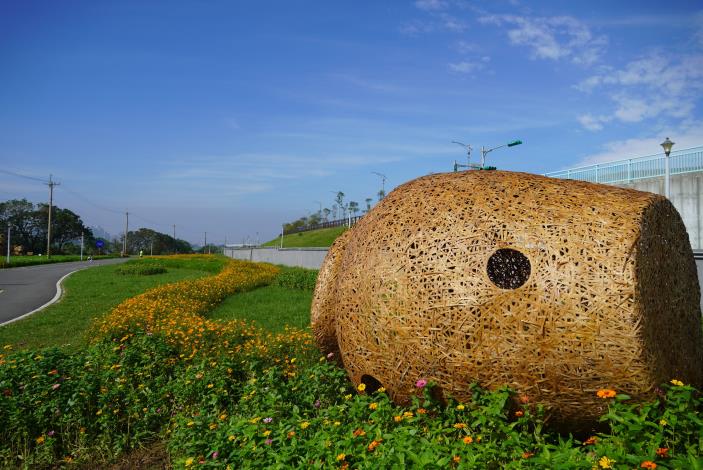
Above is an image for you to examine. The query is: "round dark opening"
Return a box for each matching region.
[487,248,531,289]
[360,374,383,394]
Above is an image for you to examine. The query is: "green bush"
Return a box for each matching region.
[2,331,702,468]
[274,266,318,291]
[115,263,167,276]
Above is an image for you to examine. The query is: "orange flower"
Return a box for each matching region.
[596,389,617,398]
[453,423,466,429]
[452,456,460,464]
[367,439,382,452]
[522,451,534,459]
[519,394,529,404]
[353,428,366,437]
[655,447,669,458]
[640,461,657,469]
[463,436,473,444]
[416,408,427,414]
[515,410,524,417]
[583,436,597,445]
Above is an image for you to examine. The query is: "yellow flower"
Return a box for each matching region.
[659,419,668,426]
[454,423,466,429]
[96,410,103,416]
[187,421,195,427]
[209,423,217,430]
[228,435,236,441]
[357,383,366,392]
[207,383,214,388]
[378,387,386,393]
[36,436,45,444]
[369,402,378,410]
[456,404,465,411]
[598,456,615,468]
[300,421,310,429]
[670,379,684,386]
[403,411,413,419]
[333,421,341,426]
[263,430,271,436]
[185,457,194,466]
[337,453,346,461]
[394,415,403,423]
[219,413,227,421]
[344,394,352,400]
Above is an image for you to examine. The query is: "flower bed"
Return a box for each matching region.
[0,256,701,468]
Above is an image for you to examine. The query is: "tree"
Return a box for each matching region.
[365,198,373,213]
[335,192,346,220]
[322,208,331,222]
[348,201,359,217]
[0,199,42,253]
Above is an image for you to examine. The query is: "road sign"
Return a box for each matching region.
[96,240,105,248]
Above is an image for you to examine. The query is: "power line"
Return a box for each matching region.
[0,168,48,183]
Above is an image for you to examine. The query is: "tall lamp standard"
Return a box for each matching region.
[661,137,675,199]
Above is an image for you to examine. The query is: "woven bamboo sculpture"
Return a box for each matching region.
[311,170,703,426]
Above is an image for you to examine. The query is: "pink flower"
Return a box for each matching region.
[265,439,273,445]
[52,384,60,390]
[212,451,219,459]
[415,379,428,388]
[327,352,334,359]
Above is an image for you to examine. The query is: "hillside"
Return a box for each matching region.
[261,226,347,248]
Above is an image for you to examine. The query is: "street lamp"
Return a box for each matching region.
[480,140,522,168]
[661,137,675,199]
[451,141,473,171]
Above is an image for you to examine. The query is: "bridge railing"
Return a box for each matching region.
[545,146,703,184]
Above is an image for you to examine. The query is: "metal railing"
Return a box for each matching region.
[284,215,363,235]
[545,146,703,184]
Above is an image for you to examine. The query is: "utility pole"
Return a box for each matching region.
[280,224,284,249]
[46,174,59,259]
[173,224,176,254]
[150,238,154,256]
[123,211,129,256]
[6,225,10,264]
[204,232,208,254]
[372,172,387,200]
[80,232,84,261]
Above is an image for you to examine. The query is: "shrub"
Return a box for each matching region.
[274,266,318,291]
[115,262,167,276]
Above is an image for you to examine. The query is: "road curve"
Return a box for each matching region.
[0,258,129,325]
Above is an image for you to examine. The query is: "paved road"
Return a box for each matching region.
[0,258,129,325]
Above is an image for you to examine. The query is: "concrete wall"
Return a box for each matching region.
[224,247,328,270]
[617,173,703,249]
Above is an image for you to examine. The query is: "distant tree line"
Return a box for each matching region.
[282,190,384,234]
[0,199,192,255]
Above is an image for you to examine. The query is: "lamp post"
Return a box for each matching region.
[661,137,675,199]
[451,141,472,171]
[480,140,522,169]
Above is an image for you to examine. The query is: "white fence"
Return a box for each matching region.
[224,247,328,270]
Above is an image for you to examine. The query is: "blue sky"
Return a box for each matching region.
[1,0,702,244]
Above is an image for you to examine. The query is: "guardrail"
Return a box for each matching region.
[284,215,363,235]
[545,146,703,185]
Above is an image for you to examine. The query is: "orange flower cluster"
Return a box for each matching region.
[95,257,279,357]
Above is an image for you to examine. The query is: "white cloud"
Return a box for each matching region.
[415,0,447,11]
[577,114,611,131]
[455,40,479,54]
[448,61,484,74]
[576,51,703,130]
[574,121,703,166]
[478,14,607,65]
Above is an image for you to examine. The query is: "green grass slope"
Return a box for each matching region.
[261,225,347,248]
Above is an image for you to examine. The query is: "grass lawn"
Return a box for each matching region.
[207,284,313,332]
[0,254,119,269]
[261,225,347,248]
[0,256,227,352]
